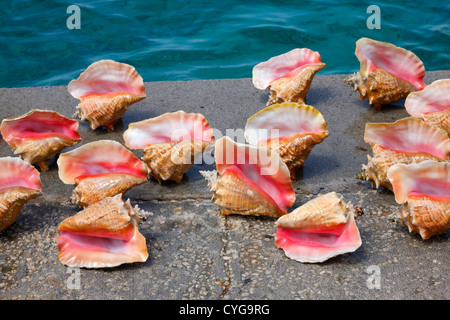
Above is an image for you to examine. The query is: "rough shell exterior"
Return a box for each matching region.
[266,63,325,106]
[398,198,449,240]
[143,139,211,183]
[276,192,360,230]
[345,68,417,109]
[70,173,148,208]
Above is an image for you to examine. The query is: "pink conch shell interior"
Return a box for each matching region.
[57,140,147,184]
[215,136,295,213]
[364,117,450,159]
[55,194,148,268]
[68,60,145,99]
[355,38,426,90]
[0,109,81,146]
[405,79,450,117]
[252,48,323,90]
[275,217,361,263]
[244,103,328,145]
[0,157,42,191]
[123,110,214,150]
[274,192,362,263]
[387,160,450,204]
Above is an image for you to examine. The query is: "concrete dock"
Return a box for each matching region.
[0,71,448,300]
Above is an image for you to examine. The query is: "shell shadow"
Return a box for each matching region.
[304,86,334,106]
[299,153,342,180]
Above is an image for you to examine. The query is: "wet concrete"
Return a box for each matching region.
[0,71,449,300]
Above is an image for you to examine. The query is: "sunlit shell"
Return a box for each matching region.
[387,160,449,239]
[361,117,450,191]
[55,194,149,268]
[344,38,426,110]
[201,136,295,218]
[275,192,363,263]
[253,48,326,106]
[245,102,329,181]
[123,110,214,183]
[405,79,450,135]
[0,157,42,231]
[0,109,81,171]
[57,140,148,208]
[68,59,146,131]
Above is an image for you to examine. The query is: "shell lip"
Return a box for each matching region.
[77,91,146,101]
[363,117,450,159]
[61,165,148,185]
[0,157,42,191]
[268,62,326,87]
[0,109,81,146]
[123,110,214,150]
[387,160,450,204]
[355,37,426,90]
[260,131,329,146]
[405,79,450,117]
[276,222,348,235]
[57,221,136,242]
[0,185,42,195]
[55,227,148,268]
[57,140,148,185]
[252,48,324,90]
[244,103,329,145]
[73,171,148,183]
[274,214,362,263]
[68,59,146,100]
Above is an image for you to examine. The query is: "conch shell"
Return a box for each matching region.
[361,117,450,191]
[123,110,214,183]
[252,48,325,106]
[55,194,149,268]
[387,160,450,239]
[57,140,148,208]
[245,102,329,181]
[275,192,363,263]
[201,136,295,218]
[68,59,146,131]
[344,38,426,110]
[0,157,42,231]
[405,79,450,135]
[0,109,81,171]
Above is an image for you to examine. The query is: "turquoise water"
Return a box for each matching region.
[1,0,449,88]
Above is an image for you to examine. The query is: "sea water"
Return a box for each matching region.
[0,0,448,88]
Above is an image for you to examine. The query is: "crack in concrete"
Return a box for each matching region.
[218,215,233,299]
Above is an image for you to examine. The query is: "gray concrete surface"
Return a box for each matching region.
[0,71,448,300]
